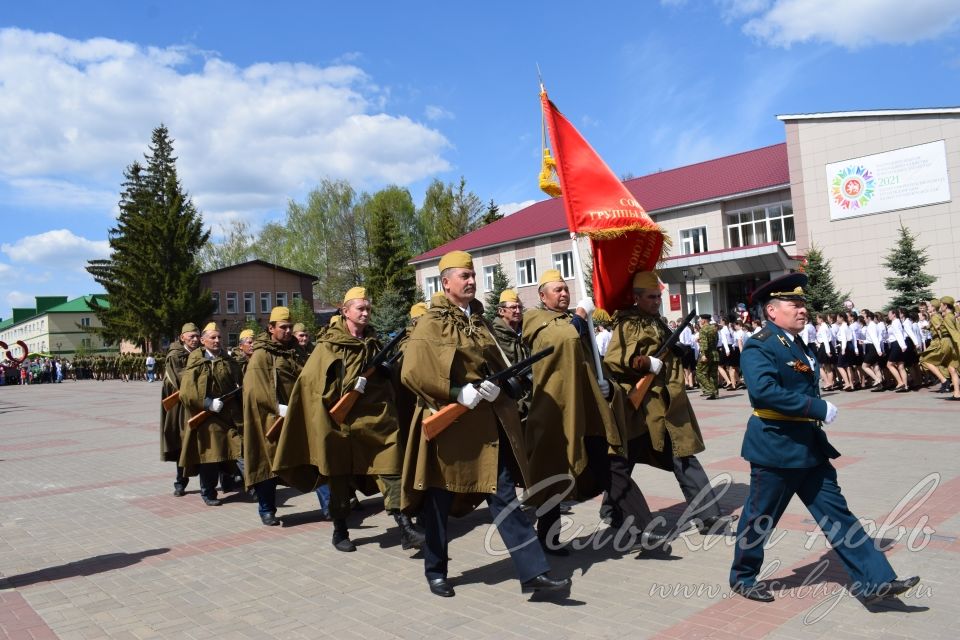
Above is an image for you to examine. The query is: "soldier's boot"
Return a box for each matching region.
[392,511,425,550]
[332,519,356,553]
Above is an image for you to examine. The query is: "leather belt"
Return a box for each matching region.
[752,409,816,423]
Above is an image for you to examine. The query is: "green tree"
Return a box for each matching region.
[364,187,418,309]
[289,297,317,336]
[415,176,485,251]
[86,125,214,350]
[198,219,255,270]
[478,198,503,227]
[483,262,513,322]
[370,287,410,336]
[882,222,936,309]
[802,244,846,313]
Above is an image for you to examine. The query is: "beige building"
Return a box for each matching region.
[411,107,959,319]
[0,295,111,357]
[200,260,317,346]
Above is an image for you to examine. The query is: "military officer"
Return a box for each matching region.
[241,307,308,526]
[730,273,919,603]
[696,314,720,399]
[274,287,423,552]
[162,322,200,496]
[604,271,733,535]
[400,250,570,598]
[178,322,243,506]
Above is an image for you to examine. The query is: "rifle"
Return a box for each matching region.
[161,390,180,411]
[627,309,698,410]
[265,414,284,443]
[328,330,406,424]
[423,346,555,441]
[187,385,243,430]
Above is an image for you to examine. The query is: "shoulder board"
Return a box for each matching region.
[751,326,773,342]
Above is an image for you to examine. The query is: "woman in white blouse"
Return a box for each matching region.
[815,313,836,391]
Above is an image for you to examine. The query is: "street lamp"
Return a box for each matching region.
[682,266,705,315]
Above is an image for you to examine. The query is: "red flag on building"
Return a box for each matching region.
[540,89,669,311]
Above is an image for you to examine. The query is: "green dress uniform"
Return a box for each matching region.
[178,348,244,503]
[160,341,191,494]
[605,308,725,526]
[697,322,720,398]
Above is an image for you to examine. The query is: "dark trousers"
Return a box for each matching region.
[174,465,188,491]
[421,443,550,583]
[252,478,279,517]
[730,463,896,592]
[197,463,221,499]
[673,455,722,521]
[607,454,655,528]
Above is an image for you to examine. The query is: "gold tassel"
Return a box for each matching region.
[539,148,562,198]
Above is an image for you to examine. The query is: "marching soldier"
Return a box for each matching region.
[604,271,734,535]
[231,328,255,374]
[939,296,960,400]
[696,314,720,399]
[524,269,669,555]
[274,287,423,552]
[178,322,244,506]
[162,323,200,496]
[293,322,315,355]
[400,251,571,598]
[241,307,308,526]
[730,273,919,603]
[491,290,528,365]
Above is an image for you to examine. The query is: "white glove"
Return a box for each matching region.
[597,379,611,398]
[477,380,501,402]
[576,298,596,315]
[824,401,838,425]
[456,385,482,409]
[648,356,663,375]
[354,376,367,394]
[209,398,224,413]
[278,403,288,418]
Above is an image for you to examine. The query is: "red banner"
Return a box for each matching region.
[540,91,668,312]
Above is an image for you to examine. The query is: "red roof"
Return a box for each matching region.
[411,142,789,263]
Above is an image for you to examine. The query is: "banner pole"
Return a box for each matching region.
[570,233,605,384]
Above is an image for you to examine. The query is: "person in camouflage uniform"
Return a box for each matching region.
[696,314,720,400]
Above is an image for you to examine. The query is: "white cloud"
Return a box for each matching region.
[1,229,109,268]
[425,105,454,121]
[0,28,452,221]
[6,290,34,308]
[736,0,960,48]
[499,200,537,216]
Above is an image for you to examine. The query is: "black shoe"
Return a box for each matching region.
[393,511,425,550]
[427,577,455,597]
[870,385,885,392]
[895,386,910,393]
[520,573,572,594]
[201,496,222,506]
[631,531,672,555]
[731,582,775,602]
[173,486,186,497]
[260,513,281,526]
[705,394,719,400]
[696,514,737,536]
[937,381,951,393]
[863,576,920,603]
[332,520,356,552]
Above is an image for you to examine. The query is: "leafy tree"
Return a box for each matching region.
[371,287,410,336]
[198,220,255,270]
[478,198,503,227]
[244,316,262,334]
[289,297,317,336]
[802,244,846,313]
[882,222,936,309]
[365,187,418,309]
[483,262,512,322]
[415,176,485,251]
[86,125,214,350]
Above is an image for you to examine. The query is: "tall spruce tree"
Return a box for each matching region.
[370,287,410,336]
[478,199,503,227]
[802,245,846,313]
[364,188,418,309]
[882,222,936,309]
[483,262,513,322]
[86,125,214,350]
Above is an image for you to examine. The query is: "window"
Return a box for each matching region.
[483,266,496,292]
[291,291,302,301]
[227,333,239,348]
[516,259,537,287]
[226,292,238,314]
[727,202,795,248]
[212,292,220,314]
[80,317,91,327]
[276,292,288,307]
[679,227,708,255]
[425,276,442,296]
[81,338,92,348]
[260,292,271,314]
[243,292,255,315]
[552,251,574,279]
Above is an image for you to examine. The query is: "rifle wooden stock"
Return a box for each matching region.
[187,410,210,430]
[628,372,656,410]
[161,390,180,411]
[328,365,376,424]
[265,415,284,442]
[422,403,470,441]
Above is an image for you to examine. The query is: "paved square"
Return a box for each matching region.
[1,380,955,639]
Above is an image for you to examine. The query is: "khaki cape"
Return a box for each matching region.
[605,308,704,460]
[160,341,189,462]
[400,295,530,517]
[178,349,243,473]
[273,322,401,493]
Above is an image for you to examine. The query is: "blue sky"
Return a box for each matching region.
[2,0,959,318]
